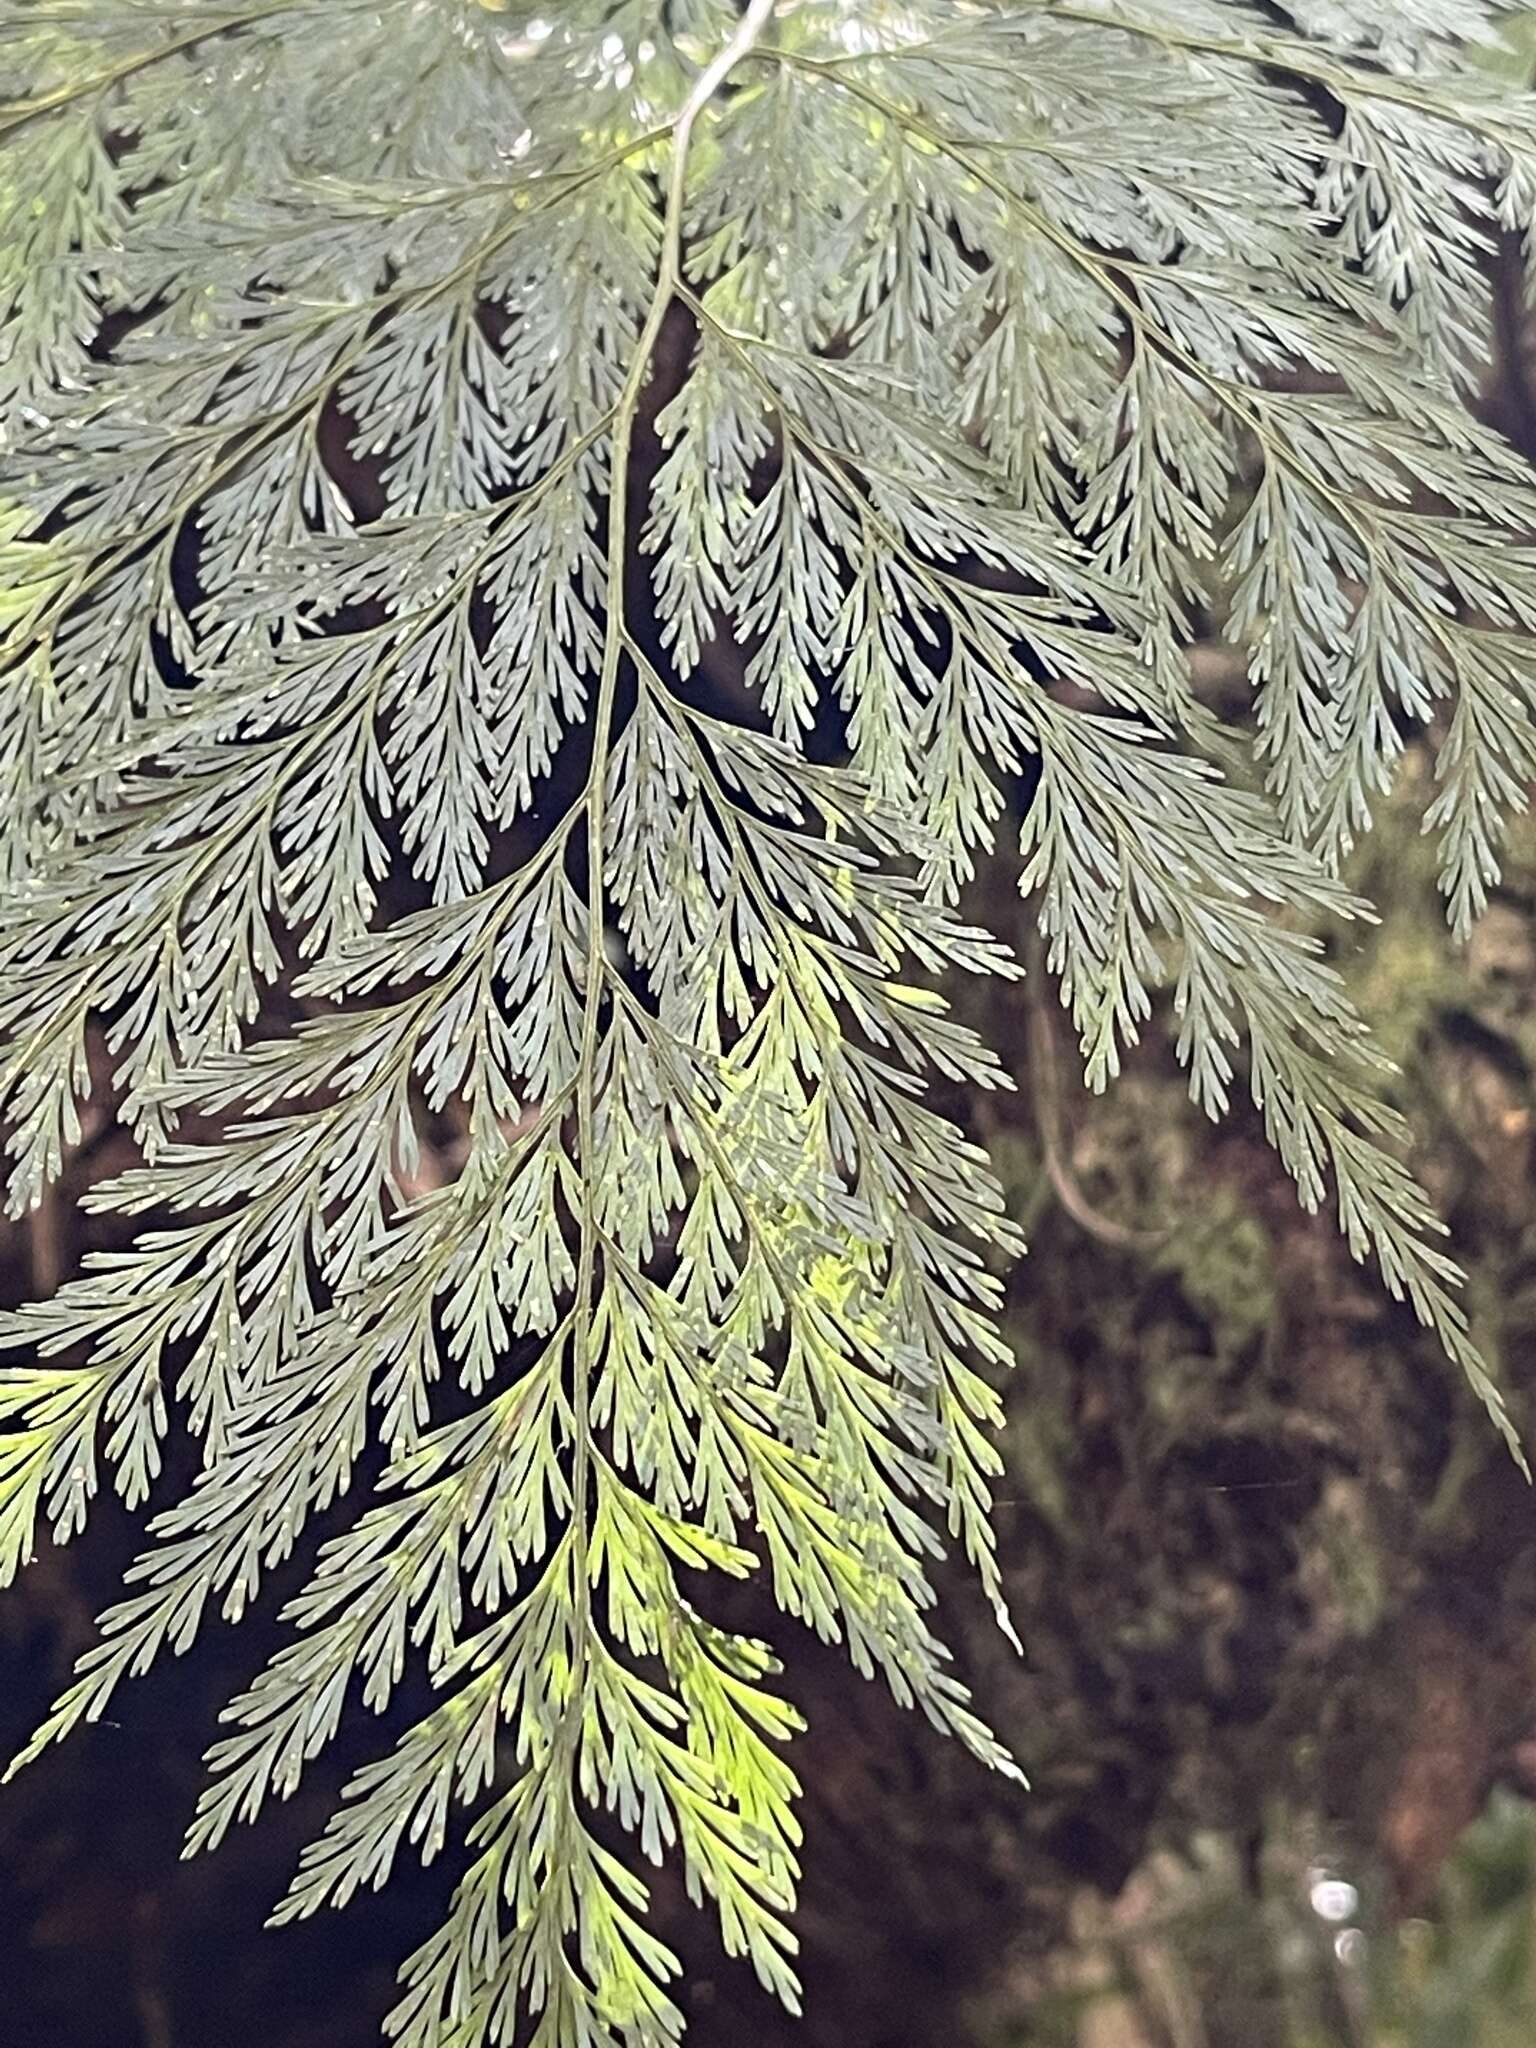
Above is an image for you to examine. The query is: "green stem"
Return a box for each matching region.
[560,0,780,1808]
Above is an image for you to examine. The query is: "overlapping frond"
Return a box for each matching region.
[4,1,1536,2043]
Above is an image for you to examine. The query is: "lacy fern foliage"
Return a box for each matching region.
[3,0,1536,2041]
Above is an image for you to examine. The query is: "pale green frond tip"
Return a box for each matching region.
[2,0,1535,2043]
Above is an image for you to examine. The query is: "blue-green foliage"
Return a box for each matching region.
[3,2,1536,2041]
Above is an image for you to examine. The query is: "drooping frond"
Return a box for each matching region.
[3,1,1536,2042]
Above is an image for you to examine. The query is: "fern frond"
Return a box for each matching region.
[5,2,1536,2043]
